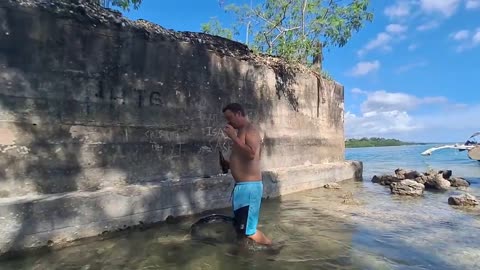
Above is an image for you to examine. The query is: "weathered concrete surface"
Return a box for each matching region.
[0,161,361,254]
[0,0,360,254]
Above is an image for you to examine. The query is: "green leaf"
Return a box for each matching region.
[208,0,373,69]
[100,0,142,11]
[201,17,235,40]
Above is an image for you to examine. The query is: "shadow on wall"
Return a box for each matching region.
[0,1,303,255]
[272,63,300,112]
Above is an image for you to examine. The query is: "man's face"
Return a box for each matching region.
[223,110,241,129]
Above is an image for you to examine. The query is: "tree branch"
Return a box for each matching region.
[323,0,334,20]
[271,26,301,44]
[263,32,272,51]
[252,0,295,37]
[252,9,283,33]
[307,0,334,37]
[302,0,308,37]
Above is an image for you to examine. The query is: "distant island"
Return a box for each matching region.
[345,137,426,148]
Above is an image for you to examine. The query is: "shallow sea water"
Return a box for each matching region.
[1,144,479,270]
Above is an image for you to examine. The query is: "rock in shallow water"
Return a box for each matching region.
[390,180,425,196]
[414,174,435,185]
[372,175,402,185]
[438,170,453,180]
[373,168,473,194]
[324,183,341,189]
[449,177,470,187]
[448,193,479,206]
[425,174,451,191]
[405,170,421,180]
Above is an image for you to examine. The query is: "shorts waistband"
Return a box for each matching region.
[234,181,262,186]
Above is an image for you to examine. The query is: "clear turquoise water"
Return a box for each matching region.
[0,144,479,270]
[347,144,480,179]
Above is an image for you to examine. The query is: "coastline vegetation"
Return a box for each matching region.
[345,137,425,148]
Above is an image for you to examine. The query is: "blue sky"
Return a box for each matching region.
[121,0,480,143]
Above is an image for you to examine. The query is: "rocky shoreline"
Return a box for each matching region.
[372,169,478,206]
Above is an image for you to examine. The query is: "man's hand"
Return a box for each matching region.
[223,124,236,139]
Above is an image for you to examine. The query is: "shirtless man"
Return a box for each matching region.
[219,103,272,246]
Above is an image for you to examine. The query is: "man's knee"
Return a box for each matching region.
[233,206,249,233]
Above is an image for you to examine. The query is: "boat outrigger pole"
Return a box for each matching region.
[421,144,475,156]
[421,131,480,161]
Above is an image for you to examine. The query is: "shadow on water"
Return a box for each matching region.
[0,198,282,269]
[2,180,478,269]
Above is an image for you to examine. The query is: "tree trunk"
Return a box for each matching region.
[313,41,323,71]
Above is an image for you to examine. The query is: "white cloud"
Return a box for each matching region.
[419,0,462,17]
[385,0,461,21]
[466,0,480,9]
[361,91,417,113]
[348,61,380,76]
[395,61,428,73]
[346,105,480,142]
[413,105,480,141]
[357,33,392,56]
[408,44,419,51]
[416,21,440,31]
[344,89,473,142]
[473,30,480,44]
[386,24,408,34]
[384,0,463,37]
[360,90,447,113]
[384,1,411,19]
[451,27,480,52]
[422,96,449,103]
[416,105,480,129]
[351,88,367,95]
[345,110,418,139]
[358,23,410,57]
[451,30,470,40]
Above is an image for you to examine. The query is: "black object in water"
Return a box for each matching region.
[190,214,238,244]
[190,214,285,254]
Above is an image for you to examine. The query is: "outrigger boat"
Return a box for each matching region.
[421,132,480,161]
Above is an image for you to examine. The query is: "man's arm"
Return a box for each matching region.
[232,129,260,160]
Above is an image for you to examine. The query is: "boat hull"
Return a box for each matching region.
[468,146,480,161]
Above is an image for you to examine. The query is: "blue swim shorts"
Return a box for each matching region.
[232,181,263,236]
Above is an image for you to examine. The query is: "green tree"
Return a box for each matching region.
[344,137,420,148]
[201,17,236,40]
[98,0,142,11]
[204,0,373,69]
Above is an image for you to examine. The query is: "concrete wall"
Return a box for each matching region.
[0,0,362,254]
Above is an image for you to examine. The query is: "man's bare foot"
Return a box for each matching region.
[247,230,272,246]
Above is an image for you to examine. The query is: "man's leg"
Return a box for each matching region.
[244,182,272,246]
[233,185,252,240]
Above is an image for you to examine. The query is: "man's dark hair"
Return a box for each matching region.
[222,103,245,116]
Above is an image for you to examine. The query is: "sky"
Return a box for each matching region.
[120,0,480,143]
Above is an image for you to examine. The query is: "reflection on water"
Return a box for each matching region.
[0,145,479,269]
